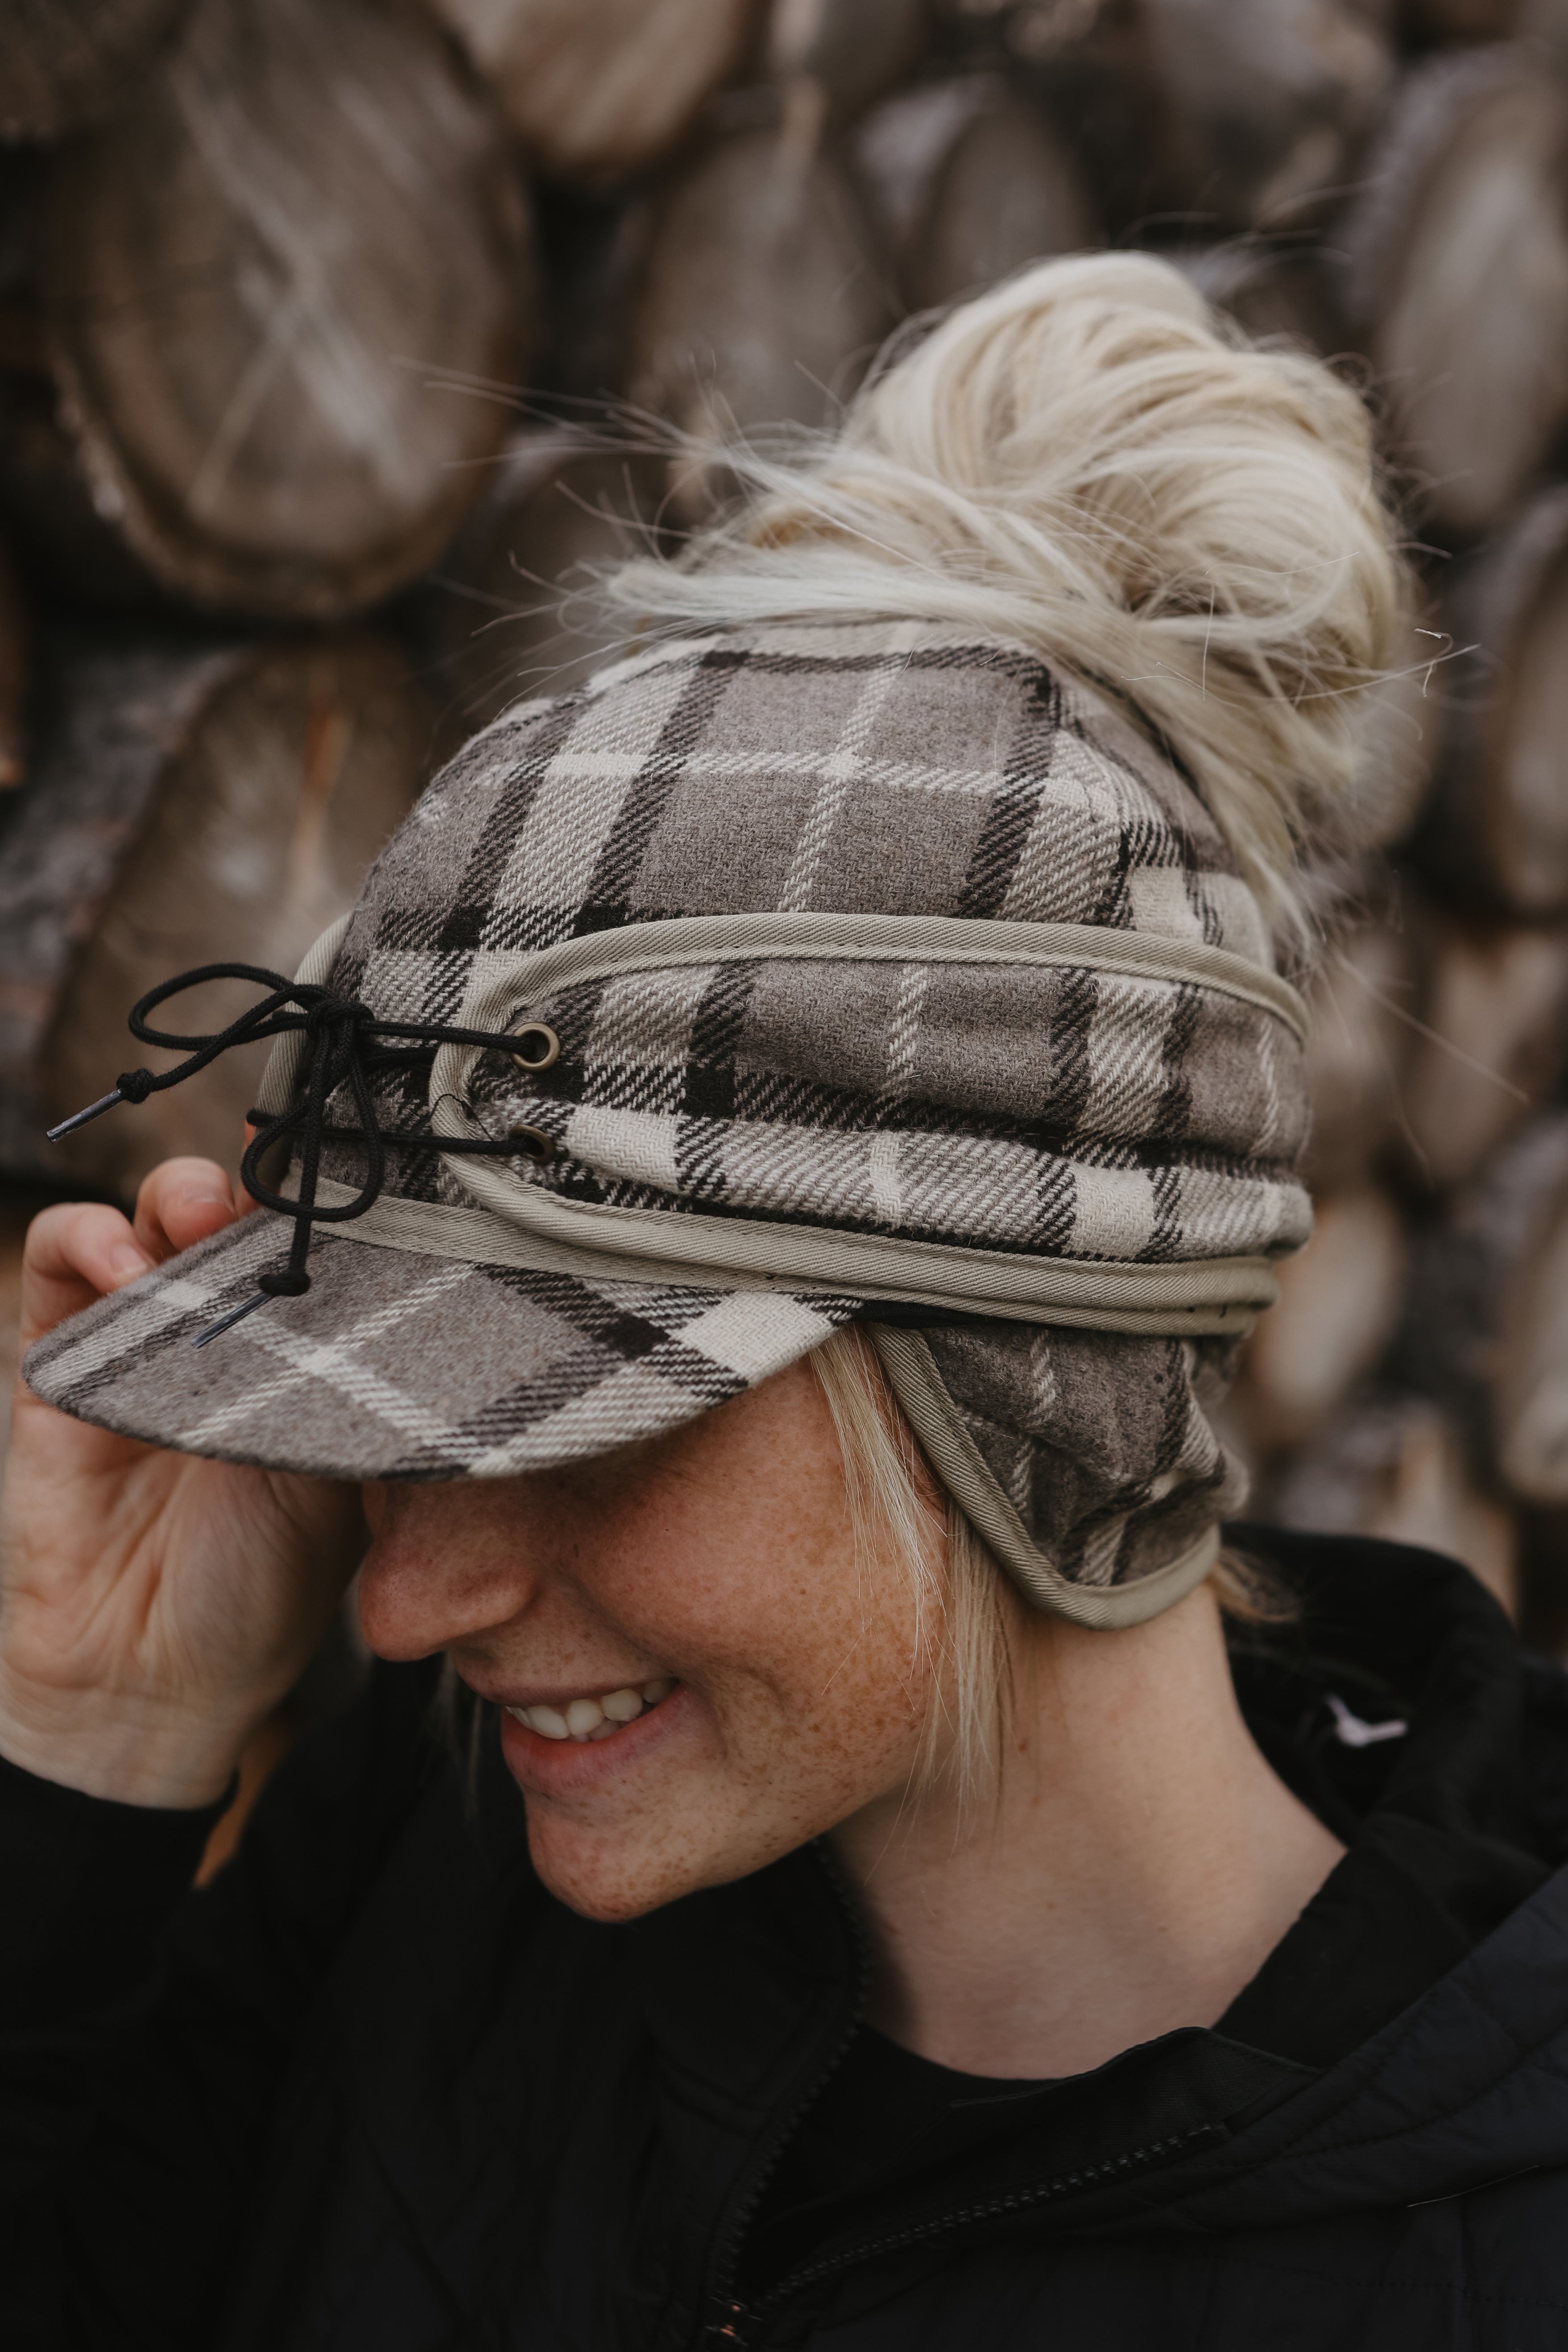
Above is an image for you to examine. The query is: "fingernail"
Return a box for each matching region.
[177,1186,231,1215]
[109,1244,153,1284]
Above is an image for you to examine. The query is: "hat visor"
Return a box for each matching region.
[21,1212,864,1481]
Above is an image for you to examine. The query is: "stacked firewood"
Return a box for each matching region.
[3,0,1568,1642]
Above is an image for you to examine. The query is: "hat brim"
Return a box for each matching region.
[21,1211,864,1482]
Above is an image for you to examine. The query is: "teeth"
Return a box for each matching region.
[506,1679,676,1743]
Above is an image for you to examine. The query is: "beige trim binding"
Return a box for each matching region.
[301,1174,1275,1334]
[421,913,1300,1327]
[259,910,1295,1332]
[440,909,1308,1043]
[869,1326,1222,1627]
[256,916,1244,1619]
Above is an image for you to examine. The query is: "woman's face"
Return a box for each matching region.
[358,1358,932,1921]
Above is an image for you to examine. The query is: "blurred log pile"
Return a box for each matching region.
[3,0,1568,1642]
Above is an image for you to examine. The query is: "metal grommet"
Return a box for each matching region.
[508,1124,556,1164]
[509,1022,560,1074]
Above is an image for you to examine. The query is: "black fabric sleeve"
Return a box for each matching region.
[0,1657,442,2351]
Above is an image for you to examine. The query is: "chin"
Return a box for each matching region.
[523,1806,794,1923]
[523,1814,707,1923]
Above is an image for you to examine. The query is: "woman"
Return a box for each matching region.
[4,256,1567,2350]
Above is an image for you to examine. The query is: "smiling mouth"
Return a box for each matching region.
[505,1678,676,1744]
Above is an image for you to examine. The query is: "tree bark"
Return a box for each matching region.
[1271,1393,1518,1615]
[0,0,193,143]
[0,364,172,612]
[1342,48,1568,540]
[1239,1186,1410,1452]
[0,630,436,1195]
[0,537,26,788]
[1497,1132,1568,1505]
[43,0,534,622]
[1300,889,1419,1193]
[1421,486,1568,915]
[627,119,895,524]
[429,0,753,186]
[767,0,930,125]
[1408,0,1522,35]
[1397,916,1568,1192]
[1180,241,1344,354]
[427,434,670,728]
[853,75,1097,312]
[1140,0,1394,231]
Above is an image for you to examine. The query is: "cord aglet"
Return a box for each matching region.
[46,1089,124,1141]
[192,1291,271,1348]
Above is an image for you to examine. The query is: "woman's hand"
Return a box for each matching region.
[0,1159,364,1807]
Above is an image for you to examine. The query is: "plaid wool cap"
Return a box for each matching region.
[25,619,1311,1625]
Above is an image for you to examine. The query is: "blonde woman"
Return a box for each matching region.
[4,256,1566,2351]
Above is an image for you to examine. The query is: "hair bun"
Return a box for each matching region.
[608,251,1406,953]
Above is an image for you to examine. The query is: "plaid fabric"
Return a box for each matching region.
[26,1215,861,1480]
[454,948,1303,1268]
[26,620,1310,1617]
[918,1322,1246,1590]
[319,619,1303,1275]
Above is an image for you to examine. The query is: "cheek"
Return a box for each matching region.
[522,1563,931,1922]
[500,1359,935,1920]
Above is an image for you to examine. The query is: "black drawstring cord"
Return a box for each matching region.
[46,962,554,1348]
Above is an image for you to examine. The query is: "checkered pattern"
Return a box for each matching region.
[921,1322,1246,1591]
[323,620,1304,1269]
[26,1215,861,1479]
[25,620,1309,1609]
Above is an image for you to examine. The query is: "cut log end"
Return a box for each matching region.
[1142,0,1394,232]
[855,77,1096,313]
[44,0,534,622]
[1345,51,1568,540]
[767,0,931,124]
[430,0,753,185]
[628,124,895,524]
[0,536,25,789]
[429,437,671,728]
[1424,488,1568,918]
[1240,1186,1410,1453]
[5,632,436,1196]
[0,0,194,143]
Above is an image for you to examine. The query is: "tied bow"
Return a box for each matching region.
[48,962,557,1347]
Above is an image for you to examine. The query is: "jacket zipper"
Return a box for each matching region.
[689,1857,1229,2347]
[692,1843,873,2350]
[746,2115,1231,2337]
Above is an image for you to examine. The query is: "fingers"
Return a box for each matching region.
[237,1122,270,1215]
[18,1199,156,1350]
[132,1157,240,1262]
[16,1159,243,1356]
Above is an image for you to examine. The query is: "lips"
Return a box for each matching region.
[504,1677,675,1744]
[497,1674,690,1798]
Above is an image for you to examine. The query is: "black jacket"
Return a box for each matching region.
[5,1526,1568,2352]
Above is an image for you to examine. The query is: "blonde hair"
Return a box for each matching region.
[808,1326,1013,1814]
[808,1327,1291,1809]
[607,251,1406,946]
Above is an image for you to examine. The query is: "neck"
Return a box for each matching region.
[829,1582,1344,2079]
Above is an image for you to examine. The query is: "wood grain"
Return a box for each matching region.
[431,0,753,185]
[45,0,534,620]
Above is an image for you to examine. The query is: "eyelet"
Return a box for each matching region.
[508,1124,555,1164]
[509,1022,560,1074]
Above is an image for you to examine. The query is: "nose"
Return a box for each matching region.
[357,1480,544,1661]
